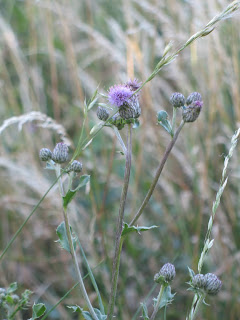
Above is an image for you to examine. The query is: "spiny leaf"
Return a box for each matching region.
[153,286,175,310]
[56,222,76,253]
[31,303,46,319]
[67,306,107,320]
[140,302,149,319]
[122,223,158,237]
[63,175,90,209]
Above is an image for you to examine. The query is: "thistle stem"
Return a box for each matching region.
[55,167,98,320]
[150,285,165,320]
[130,121,184,226]
[107,124,132,320]
[171,107,177,135]
[113,125,127,154]
[189,294,205,320]
[62,208,98,320]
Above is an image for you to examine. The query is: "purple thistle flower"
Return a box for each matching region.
[125,78,142,91]
[108,85,132,107]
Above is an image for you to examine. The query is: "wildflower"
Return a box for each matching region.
[170,92,185,108]
[204,273,222,295]
[39,148,52,161]
[186,92,202,105]
[52,143,69,163]
[108,84,132,108]
[154,263,176,285]
[97,106,110,121]
[125,78,142,92]
[182,100,203,123]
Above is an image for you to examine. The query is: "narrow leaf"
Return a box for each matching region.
[122,223,158,237]
[7,282,17,293]
[188,267,195,279]
[140,302,149,319]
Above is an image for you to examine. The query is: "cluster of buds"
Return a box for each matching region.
[97,79,142,126]
[170,91,203,123]
[154,263,176,286]
[0,285,32,318]
[191,273,222,296]
[39,143,82,174]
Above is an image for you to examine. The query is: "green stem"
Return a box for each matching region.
[107,124,132,320]
[113,126,127,154]
[130,121,184,226]
[62,208,98,320]
[190,294,205,320]
[171,107,177,135]
[150,285,165,320]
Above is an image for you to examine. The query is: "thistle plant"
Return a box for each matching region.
[0,2,240,320]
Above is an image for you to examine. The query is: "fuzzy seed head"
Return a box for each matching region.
[204,273,222,295]
[154,263,176,284]
[192,274,206,289]
[186,92,202,105]
[39,148,52,161]
[97,106,110,121]
[182,100,203,123]
[170,92,185,108]
[52,143,69,163]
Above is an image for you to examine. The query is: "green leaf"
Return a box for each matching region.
[56,222,76,253]
[188,267,195,279]
[132,119,140,129]
[88,97,98,111]
[157,110,173,135]
[122,223,158,237]
[153,286,175,310]
[140,302,149,319]
[63,175,90,209]
[7,282,17,293]
[31,303,46,319]
[68,306,107,320]
[90,122,103,135]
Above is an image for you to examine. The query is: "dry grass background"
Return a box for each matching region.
[0,0,240,319]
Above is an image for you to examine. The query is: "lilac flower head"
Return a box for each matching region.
[125,78,142,92]
[108,84,132,108]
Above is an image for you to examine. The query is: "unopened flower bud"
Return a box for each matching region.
[11,294,20,304]
[52,143,68,163]
[97,106,110,121]
[192,274,206,289]
[154,263,176,284]
[182,101,203,123]
[66,160,83,173]
[170,92,185,108]
[204,273,222,295]
[186,92,202,105]
[39,148,52,161]
[119,96,141,120]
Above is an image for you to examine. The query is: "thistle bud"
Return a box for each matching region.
[191,274,206,289]
[170,92,185,108]
[186,92,202,105]
[204,273,222,295]
[66,160,83,173]
[39,148,52,161]
[11,294,20,304]
[154,263,176,285]
[119,96,141,120]
[97,106,110,121]
[182,101,203,123]
[52,143,69,163]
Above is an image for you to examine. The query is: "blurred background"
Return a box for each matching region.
[0,0,240,319]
